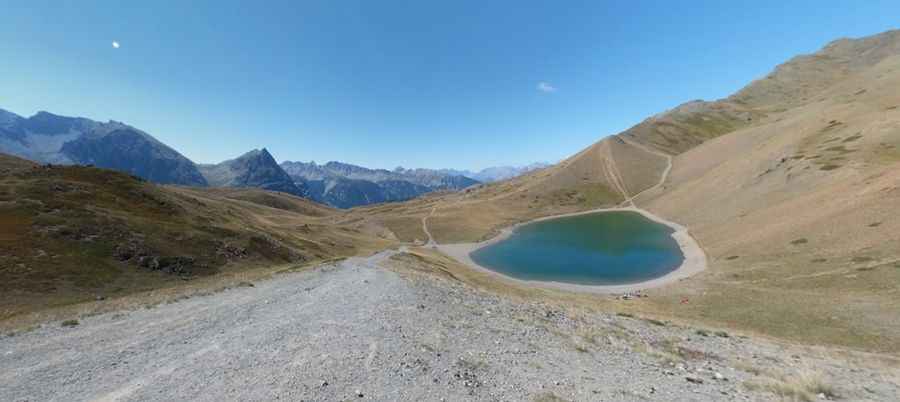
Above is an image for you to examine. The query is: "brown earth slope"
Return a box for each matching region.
[361,29,900,353]
[0,154,391,322]
[638,48,900,352]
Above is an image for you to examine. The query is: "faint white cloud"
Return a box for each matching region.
[537,82,556,93]
[112,41,120,49]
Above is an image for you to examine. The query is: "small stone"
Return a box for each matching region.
[714,372,725,381]
[686,376,704,384]
[356,390,364,397]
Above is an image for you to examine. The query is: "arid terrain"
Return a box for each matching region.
[3,250,898,402]
[354,30,900,354]
[3,30,900,401]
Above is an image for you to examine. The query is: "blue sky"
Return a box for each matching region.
[2,1,898,170]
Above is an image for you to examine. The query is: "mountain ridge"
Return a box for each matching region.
[0,108,504,206]
[0,109,207,186]
[281,160,479,208]
[198,148,308,197]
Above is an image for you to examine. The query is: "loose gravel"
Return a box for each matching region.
[1,251,897,401]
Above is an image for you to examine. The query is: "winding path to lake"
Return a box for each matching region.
[470,211,684,286]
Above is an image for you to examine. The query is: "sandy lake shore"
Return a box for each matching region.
[436,206,708,294]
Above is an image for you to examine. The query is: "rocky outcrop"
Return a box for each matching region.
[199,148,307,197]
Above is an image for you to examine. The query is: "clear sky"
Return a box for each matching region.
[2,1,898,170]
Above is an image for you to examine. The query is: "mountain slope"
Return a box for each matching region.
[199,149,307,197]
[361,29,900,352]
[60,129,208,186]
[0,110,207,186]
[0,152,389,321]
[635,42,900,351]
[403,30,900,244]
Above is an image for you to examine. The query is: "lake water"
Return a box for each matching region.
[469,211,685,286]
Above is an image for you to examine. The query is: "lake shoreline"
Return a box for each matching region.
[435,206,708,294]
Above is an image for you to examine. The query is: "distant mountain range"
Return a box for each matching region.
[0,108,544,208]
[281,161,479,208]
[0,109,206,186]
[439,163,551,183]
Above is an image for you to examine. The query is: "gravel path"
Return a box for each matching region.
[2,251,897,401]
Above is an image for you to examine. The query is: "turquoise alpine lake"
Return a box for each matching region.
[469,211,685,285]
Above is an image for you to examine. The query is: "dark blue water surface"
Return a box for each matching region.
[470,211,684,285]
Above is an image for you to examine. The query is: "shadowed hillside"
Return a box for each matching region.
[0,154,390,321]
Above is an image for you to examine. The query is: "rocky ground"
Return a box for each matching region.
[2,251,898,402]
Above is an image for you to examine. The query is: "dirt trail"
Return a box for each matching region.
[2,250,896,401]
[601,142,633,206]
[619,136,674,206]
[421,205,437,246]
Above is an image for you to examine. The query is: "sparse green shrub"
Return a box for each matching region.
[61,319,79,327]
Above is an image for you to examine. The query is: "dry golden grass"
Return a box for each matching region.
[743,368,837,402]
[373,31,900,355]
[634,55,900,352]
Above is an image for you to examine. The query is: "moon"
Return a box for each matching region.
[112,41,120,49]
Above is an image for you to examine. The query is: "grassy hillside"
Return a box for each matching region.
[0,154,391,322]
[361,30,900,353]
[637,50,900,352]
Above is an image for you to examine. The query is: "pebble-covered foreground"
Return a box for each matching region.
[1,251,897,401]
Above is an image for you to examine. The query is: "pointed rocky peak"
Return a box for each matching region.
[257,148,277,162]
[199,148,305,197]
[225,148,269,165]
